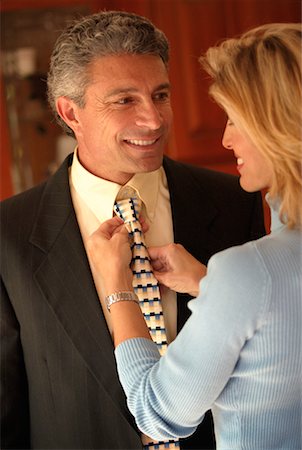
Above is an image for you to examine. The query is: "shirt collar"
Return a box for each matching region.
[70,149,160,223]
[123,171,159,222]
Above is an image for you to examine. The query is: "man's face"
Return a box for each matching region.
[68,54,173,184]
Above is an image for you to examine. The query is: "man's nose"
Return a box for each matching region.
[135,101,162,130]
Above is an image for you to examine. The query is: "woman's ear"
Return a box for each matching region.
[56,96,80,135]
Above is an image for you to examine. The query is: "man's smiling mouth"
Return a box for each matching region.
[125,138,158,146]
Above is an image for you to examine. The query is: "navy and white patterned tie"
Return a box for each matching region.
[114,195,179,450]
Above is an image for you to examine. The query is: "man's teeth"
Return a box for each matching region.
[237,158,244,165]
[127,139,156,146]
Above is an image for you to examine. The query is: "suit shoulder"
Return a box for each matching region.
[1,182,46,213]
[0,182,47,241]
[0,153,72,218]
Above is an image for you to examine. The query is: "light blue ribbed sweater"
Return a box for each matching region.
[115,201,302,449]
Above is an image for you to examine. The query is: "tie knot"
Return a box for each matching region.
[114,197,142,223]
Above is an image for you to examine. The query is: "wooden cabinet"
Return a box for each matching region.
[1,0,301,199]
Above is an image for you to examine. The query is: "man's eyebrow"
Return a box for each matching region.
[104,83,171,100]
[154,83,171,91]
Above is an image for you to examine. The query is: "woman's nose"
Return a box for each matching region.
[222,126,233,150]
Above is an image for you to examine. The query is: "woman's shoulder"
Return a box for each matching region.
[208,236,269,283]
[204,229,300,312]
[199,237,272,313]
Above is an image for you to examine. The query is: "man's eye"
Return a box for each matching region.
[154,91,170,101]
[116,97,133,105]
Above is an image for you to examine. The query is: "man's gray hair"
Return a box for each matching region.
[47,10,170,135]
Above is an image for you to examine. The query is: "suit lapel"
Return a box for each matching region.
[163,156,218,261]
[30,154,133,422]
[163,156,220,330]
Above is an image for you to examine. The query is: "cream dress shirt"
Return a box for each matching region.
[69,150,177,343]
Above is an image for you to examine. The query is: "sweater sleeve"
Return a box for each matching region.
[115,242,271,440]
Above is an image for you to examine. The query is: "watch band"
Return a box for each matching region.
[105,291,139,311]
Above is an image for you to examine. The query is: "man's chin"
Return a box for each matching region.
[137,154,164,173]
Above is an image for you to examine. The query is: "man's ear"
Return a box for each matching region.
[56,96,80,134]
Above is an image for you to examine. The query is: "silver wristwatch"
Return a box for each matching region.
[105,291,139,311]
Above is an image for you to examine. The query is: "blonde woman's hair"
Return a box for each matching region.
[200,23,302,229]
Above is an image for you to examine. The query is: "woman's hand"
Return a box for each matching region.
[86,216,133,295]
[148,244,207,297]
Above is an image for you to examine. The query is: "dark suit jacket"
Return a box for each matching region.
[0,154,266,449]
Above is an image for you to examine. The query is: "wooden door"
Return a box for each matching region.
[148,0,301,174]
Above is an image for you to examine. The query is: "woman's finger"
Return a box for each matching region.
[97,216,124,239]
[139,216,149,234]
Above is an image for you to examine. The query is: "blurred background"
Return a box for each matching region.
[1,0,301,207]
